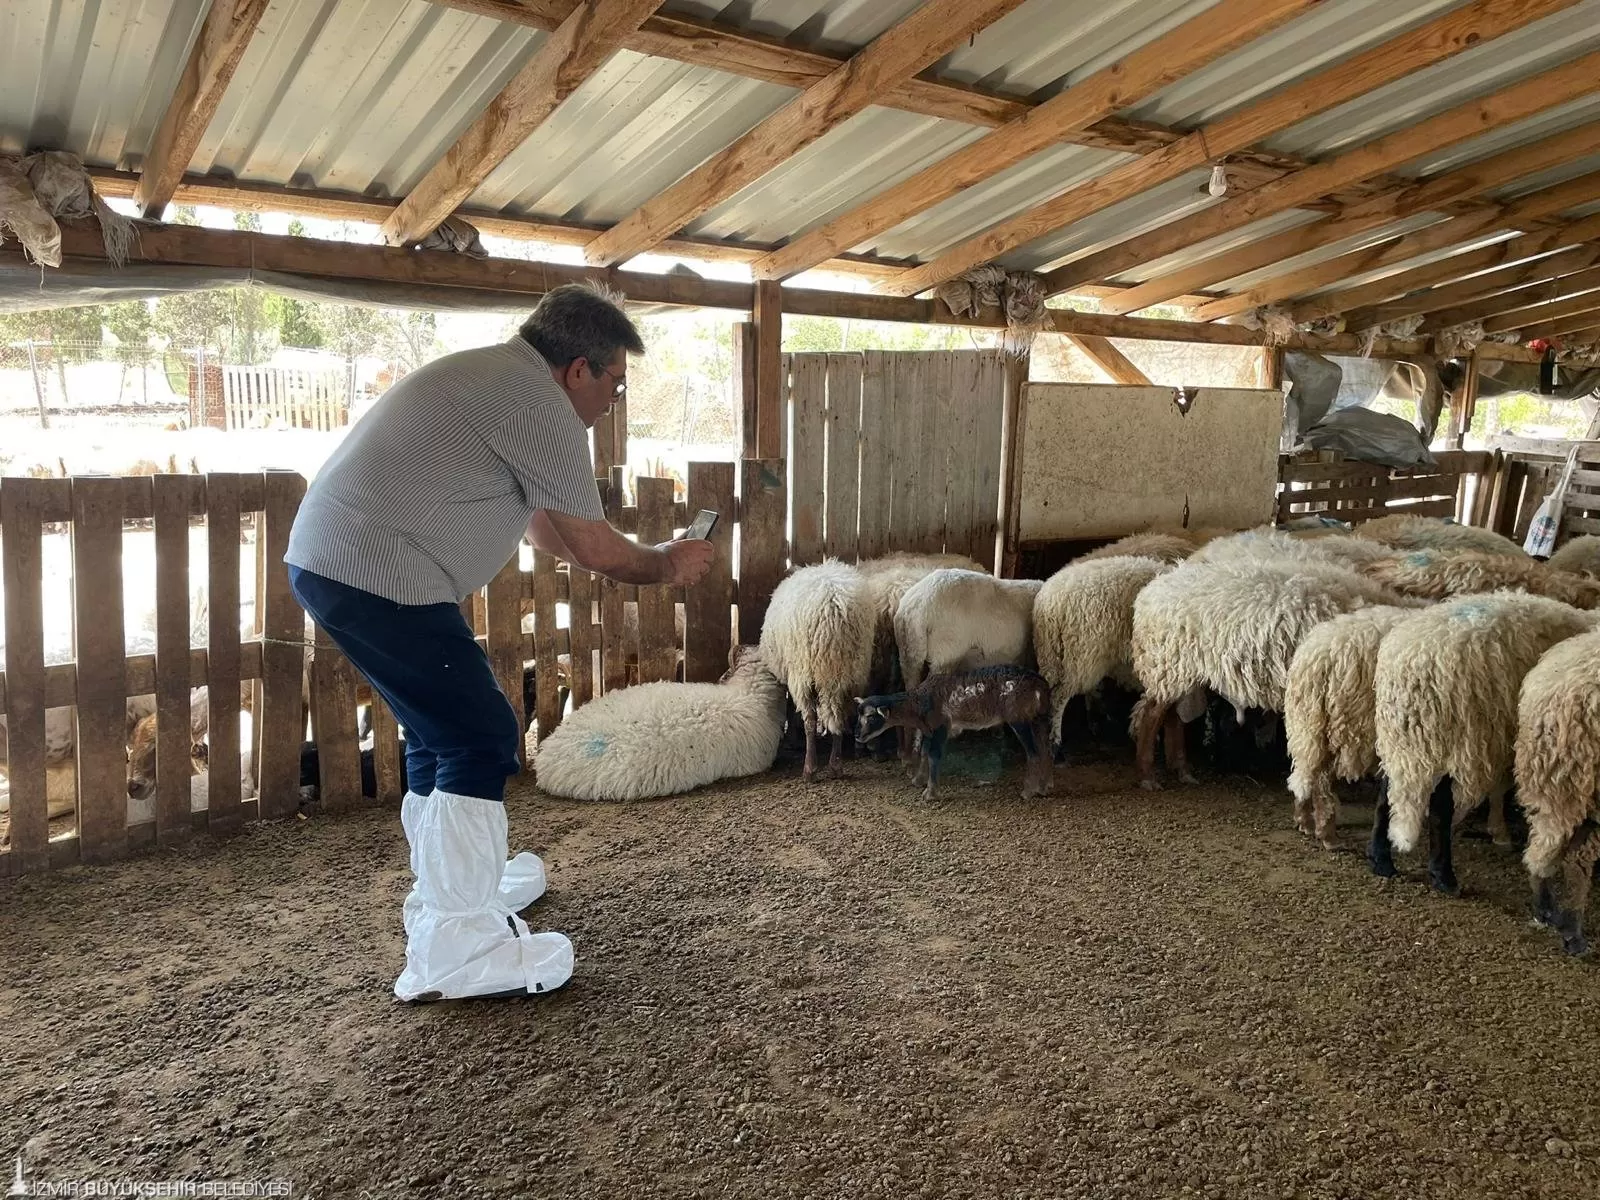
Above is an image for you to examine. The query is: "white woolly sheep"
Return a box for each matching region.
[1033,555,1172,749]
[1546,534,1600,577]
[531,645,786,801]
[1353,513,1526,559]
[1189,526,1396,571]
[758,559,874,780]
[1359,548,1600,609]
[1371,590,1598,896]
[1513,627,1600,955]
[894,568,1044,693]
[1130,556,1413,789]
[1283,605,1423,849]
[856,552,985,691]
[1075,532,1199,565]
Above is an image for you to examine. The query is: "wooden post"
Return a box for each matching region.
[72,476,128,864]
[204,474,245,832]
[372,699,404,804]
[599,468,629,694]
[152,473,197,838]
[636,476,678,683]
[856,350,890,560]
[755,280,783,459]
[486,557,525,754]
[737,459,787,644]
[258,471,308,819]
[1456,352,1481,450]
[997,351,1031,577]
[567,564,596,709]
[788,353,826,566]
[733,321,758,460]
[531,550,562,742]
[685,461,737,680]
[1,478,58,873]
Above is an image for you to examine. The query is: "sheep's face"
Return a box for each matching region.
[127,713,208,801]
[719,644,763,683]
[853,699,894,745]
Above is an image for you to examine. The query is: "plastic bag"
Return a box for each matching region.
[1298,405,1438,470]
[0,157,62,267]
[1524,445,1580,558]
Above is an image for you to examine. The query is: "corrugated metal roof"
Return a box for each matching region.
[6,0,1600,309]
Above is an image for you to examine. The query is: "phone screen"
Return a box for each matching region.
[684,508,719,540]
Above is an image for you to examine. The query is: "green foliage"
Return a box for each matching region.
[286,219,307,238]
[233,210,263,232]
[103,301,155,364]
[265,294,324,348]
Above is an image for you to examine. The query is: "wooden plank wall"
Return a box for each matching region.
[783,349,1008,571]
[1276,450,1494,527]
[1486,437,1600,542]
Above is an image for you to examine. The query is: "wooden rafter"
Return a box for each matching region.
[872,0,1580,300]
[579,0,1030,268]
[1050,45,1600,310]
[1344,241,1600,331]
[1521,313,1600,341]
[744,0,1318,283]
[1070,336,1151,386]
[1484,289,1600,335]
[1186,120,1600,322]
[380,0,664,247]
[1417,263,1600,332]
[133,0,271,218]
[1288,186,1600,323]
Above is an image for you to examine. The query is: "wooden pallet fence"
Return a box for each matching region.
[223,365,347,431]
[1276,450,1493,527]
[783,349,1007,572]
[1487,436,1600,543]
[0,472,317,877]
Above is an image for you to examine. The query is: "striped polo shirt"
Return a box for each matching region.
[285,334,604,605]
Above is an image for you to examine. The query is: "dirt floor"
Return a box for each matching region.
[3,734,1599,1200]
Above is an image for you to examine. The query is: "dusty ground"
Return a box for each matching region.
[2,734,1599,1200]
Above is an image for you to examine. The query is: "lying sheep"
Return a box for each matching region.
[1283,606,1422,849]
[1546,534,1600,577]
[1371,591,1598,895]
[758,560,874,780]
[1075,533,1198,565]
[1353,512,1525,559]
[1360,548,1600,609]
[1033,555,1172,749]
[1130,556,1411,789]
[531,645,786,801]
[1190,526,1394,571]
[854,664,1053,801]
[1515,627,1600,955]
[894,568,1044,691]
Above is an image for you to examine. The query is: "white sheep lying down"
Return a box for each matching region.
[531,646,786,801]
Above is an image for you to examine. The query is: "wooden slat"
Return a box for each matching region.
[203,474,244,832]
[888,352,923,550]
[755,281,784,460]
[133,0,271,216]
[737,459,788,644]
[0,643,268,716]
[152,474,195,840]
[995,353,1028,576]
[309,637,362,813]
[733,321,759,461]
[581,0,1031,266]
[635,477,678,684]
[1070,335,1152,385]
[381,0,665,245]
[1388,498,1460,520]
[593,409,616,477]
[823,353,862,562]
[685,461,737,680]
[971,351,1009,573]
[1,479,57,871]
[372,697,404,803]
[942,351,982,560]
[487,556,526,755]
[531,550,562,742]
[1567,515,1600,536]
[567,564,596,708]
[856,350,891,560]
[788,353,827,565]
[600,469,629,693]
[919,351,952,554]
[257,471,307,820]
[71,477,127,863]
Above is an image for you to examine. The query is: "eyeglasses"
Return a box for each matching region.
[591,362,627,398]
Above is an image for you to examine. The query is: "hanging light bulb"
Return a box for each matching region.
[1208,162,1228,197]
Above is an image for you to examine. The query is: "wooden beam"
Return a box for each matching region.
[19,219,1595,366]
[133,0,271,218]
[1187,121,1600,321]
[1290,205,1600,324]
[1344,241,1600,330]
[1483,288,1600,335]
[580,0,1029,267]
[1522,314,1600,341]
[1414,260,1600,333]
[1052,46,1600,310]
[1069,335,1151,385]
[745,0,1317,282]
[872,0,1580,299]
[754,280,783,459]
[381,0,662,246]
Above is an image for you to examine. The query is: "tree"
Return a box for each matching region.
[104,301,155,403]
[233,211,262,232]
[265,293,324,348]
[383,310,439,373]
[287,218,307,238]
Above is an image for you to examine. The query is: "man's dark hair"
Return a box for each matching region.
[519,281,645,370]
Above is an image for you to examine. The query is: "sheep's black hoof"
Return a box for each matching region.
[1367,848,1397,878]
[1562,933,1590,957]
[1429,871,1462,898]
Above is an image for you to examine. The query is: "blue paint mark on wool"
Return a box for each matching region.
[582,734,609,758]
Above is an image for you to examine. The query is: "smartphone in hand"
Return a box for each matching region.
[683,508,719,540]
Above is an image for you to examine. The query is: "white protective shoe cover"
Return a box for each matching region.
[401,790,548,936]
[393,790,573,1002]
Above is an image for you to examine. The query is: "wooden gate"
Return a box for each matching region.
[782,349,1009,571]
[223,365,347,431]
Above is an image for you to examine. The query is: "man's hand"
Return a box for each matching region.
[656,538,715,587]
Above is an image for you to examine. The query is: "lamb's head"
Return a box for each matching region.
[853,694,907,744]
[719,643,776,686]
[126,712,207,801]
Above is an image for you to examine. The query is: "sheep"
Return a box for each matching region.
[1546,534,1600,577]
[1189,526,1395,570]
[758,560,874,781]
[1283,606,1423,849]
[1370,591,1598,896]
[857,551,986,692]
[1032,555,1172,750]
[1353,512,1526,559]
[1359,548,1600,609]
[854,664,1053,801]
[1515,627,1600,955]
[1074,533,1197,565]
[124,687,213,805]
[531,645,787,801]
[1129,556,1412,790]
[894,568,1044,692]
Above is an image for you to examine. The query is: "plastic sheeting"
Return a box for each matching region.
[1283,348,1438,470]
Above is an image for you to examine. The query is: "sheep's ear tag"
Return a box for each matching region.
[1172,386,1199,415]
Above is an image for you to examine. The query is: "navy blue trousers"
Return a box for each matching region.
[288,566,521,802]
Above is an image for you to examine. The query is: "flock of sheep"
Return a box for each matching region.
[727,515,1600,959]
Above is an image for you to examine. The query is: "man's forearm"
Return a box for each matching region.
[540,509,673,585]
[526,510,577,561]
